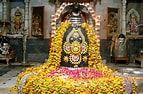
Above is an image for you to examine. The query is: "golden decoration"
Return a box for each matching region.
[64,56,69,62]
[70,41,81,55]
[63,42,71,54]
[83,56,87,62]
[70,54,81,65]
[73,32,79,38]
[74,65,79,68]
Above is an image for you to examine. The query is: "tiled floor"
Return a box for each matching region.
[0,62,32,94]
[0,62,143,94]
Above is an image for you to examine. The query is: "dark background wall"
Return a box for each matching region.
[26,39,50,63]
[100,39,111,63]
[9,38,23,62]
[10,0,24,9]
[9,38,50,63]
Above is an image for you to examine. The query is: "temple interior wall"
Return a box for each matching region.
[0,0,143,64]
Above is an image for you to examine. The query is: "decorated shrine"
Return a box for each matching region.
[10,0,137,94]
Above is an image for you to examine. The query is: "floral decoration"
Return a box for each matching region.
[11,21,137,94]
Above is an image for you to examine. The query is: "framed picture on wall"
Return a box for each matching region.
[107,7,119,39]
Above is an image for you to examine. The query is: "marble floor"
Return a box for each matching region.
[0,62,143,94]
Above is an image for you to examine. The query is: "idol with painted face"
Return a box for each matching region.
[61,4,88,68]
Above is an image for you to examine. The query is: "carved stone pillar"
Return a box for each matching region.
[121,0,127,35]
[2,0,8,21]
[22,0,30,64]
[28,0,32,37]
[24,0,30,33]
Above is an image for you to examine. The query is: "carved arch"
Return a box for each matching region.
[127,8,140,23]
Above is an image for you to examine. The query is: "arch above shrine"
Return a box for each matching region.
[50,2,100,38]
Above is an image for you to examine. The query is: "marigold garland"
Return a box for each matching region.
[11,21,71,92]
[81,23,112,73]
[11,21,137,94]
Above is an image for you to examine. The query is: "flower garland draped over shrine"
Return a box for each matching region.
[11,21,136,94]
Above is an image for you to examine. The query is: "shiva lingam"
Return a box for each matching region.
[13,3,137,94]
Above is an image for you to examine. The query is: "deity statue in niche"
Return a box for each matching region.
[128,13,138,34]
[32,15,42,36]
[13,7,22,33]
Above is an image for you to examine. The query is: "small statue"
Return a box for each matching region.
[110,33,127,58]
[0,36,10,55]
[13,7,22,33]
[128,13,138,34]
[32,15,42,36]
[108,13,118,34]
